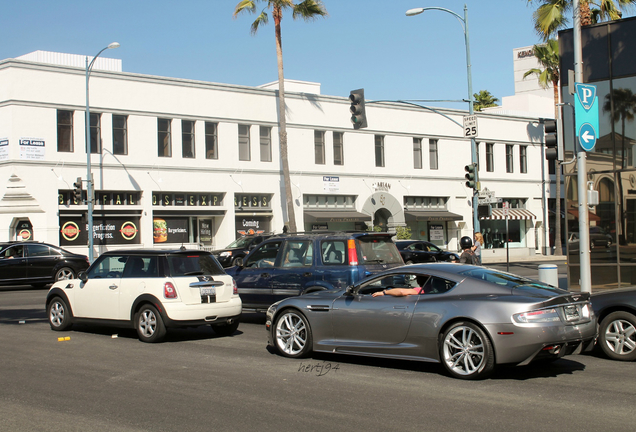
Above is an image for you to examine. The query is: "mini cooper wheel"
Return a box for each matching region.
[211,321,240,336]
[274,310,312,358]
[599,311,636,361]
[47,297,73,331]
[135,304,166,343]
[55,267,75,281]
[440,322,494,380]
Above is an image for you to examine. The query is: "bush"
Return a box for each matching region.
[395,226,412,240]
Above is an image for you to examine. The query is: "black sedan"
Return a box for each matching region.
[0,242,89,288]
[591,288,636,361]
[266,263,596,380]
[211,234,272,267]
[396,240,459,264]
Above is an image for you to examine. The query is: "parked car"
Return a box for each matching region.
[45,249,241,342]
[591,287,636,361]
[568,227,612,250]
[0,241,89,288]
[396,240,459,264]
[212,233,273,267]
[226,231,404,312]
[266,263,597,380]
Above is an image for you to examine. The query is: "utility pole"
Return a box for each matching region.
[573,0,591,293]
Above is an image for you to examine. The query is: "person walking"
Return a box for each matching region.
[472,232,483,265]
[459,236,478,264]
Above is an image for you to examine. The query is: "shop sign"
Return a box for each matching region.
[16,220,33,241]
[153,217,189,243]
[235,194,270,209]
[60,191,140,206]
[0,138,8,160]
[19,138,45,160]
[59,216,141,246]
[199,219,213,244]
[312,224,328,230]
[372,181,391,192]
[154,192,223,207]
[236,216,269,236]
[429,224,444,241]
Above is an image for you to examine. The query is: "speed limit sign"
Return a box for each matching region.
[463,115,478,138]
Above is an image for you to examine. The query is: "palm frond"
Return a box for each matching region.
[293,0,328,20]
[234,0,258,18]
[250,11,269,35]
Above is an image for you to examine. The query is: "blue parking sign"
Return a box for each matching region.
[574,83,599,151]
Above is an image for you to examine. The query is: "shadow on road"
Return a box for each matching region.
[0,308,47,324]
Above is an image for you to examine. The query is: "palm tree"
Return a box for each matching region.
[233,0,328,233]
[526,0,635,40]
[473,90,499,111]
[523,39,564,255]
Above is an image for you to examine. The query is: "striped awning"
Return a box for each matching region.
[480,208,536,220]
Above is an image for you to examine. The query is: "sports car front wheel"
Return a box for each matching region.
[274,310,313,358]
[440,322,495,380]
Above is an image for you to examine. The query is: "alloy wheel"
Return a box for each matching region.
[442,325,486,376]
[604,318,636,356]
[276,312,308,356]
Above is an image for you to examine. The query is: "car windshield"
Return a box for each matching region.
[167,254,225,276]
[225,237,252,249]
[457,267,564,293]
[358,237,403,264]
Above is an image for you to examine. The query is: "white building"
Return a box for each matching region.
[0,51,550,260]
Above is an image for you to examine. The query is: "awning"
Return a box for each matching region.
[567,209,601,222]
[304,210,371,223]
[481,208,536,220]
[404,210,463,222]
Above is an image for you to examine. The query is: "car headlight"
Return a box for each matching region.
[220,251,232,257]
[513,308,561,324]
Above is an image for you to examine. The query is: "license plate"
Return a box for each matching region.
[200,287,216,296]
[564,305,579,321]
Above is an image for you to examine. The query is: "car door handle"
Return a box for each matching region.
[303,272,312,277]
[109,285,118,290]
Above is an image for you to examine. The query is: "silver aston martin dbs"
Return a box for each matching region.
[265,263,597,380]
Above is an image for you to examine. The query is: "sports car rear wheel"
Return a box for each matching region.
[441,322,494,380]
[599,311,636,361]
[274,310,312,358]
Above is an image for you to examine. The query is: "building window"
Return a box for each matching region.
[333,132,344,165]
[89,113,101,153]
[260,126,272,162]
[429,139,438,170]
[239,124,250,161]
[520,145,527,173]
[413,138,422,169]
[57,110,73,152]
[182,120,195,158]
[506,144,514,173]
[158,118,172,157]
[486,143,494,172]
[315,130,325,164]
[112,115,127,155]
[205,122,218,159]
[375,135,385,167]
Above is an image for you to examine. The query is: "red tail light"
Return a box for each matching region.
[233,279,238,295]
[164,282,178,299]
[347,239,358,266]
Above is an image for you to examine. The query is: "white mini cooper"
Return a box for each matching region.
[46,250,241,342]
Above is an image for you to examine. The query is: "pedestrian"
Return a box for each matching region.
[459,236,477,264]
[472,232,483,265]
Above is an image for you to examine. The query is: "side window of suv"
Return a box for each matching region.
[281,240,313,267]
[245,241,282,268]
[321,240,346,265]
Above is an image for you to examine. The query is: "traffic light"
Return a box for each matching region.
[73,177,83,204]
[544,118,564,161]
[465,163,479,190]
[349,88,367,129]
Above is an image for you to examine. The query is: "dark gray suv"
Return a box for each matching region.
[225,231,404,312]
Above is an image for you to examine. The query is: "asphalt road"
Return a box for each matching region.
[1,286,636,432]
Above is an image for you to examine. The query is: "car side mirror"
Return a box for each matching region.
[78,271,88,283]
[345,285,355,295]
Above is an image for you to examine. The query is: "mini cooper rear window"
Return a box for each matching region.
[167,254,225,276]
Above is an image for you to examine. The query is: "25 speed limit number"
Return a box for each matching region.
[463,115,478,138]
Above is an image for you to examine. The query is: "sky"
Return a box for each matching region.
[2,1,631,110]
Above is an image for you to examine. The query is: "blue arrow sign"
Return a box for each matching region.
[578,122,597,151]
[574,83,599,152]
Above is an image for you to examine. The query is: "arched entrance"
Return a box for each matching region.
[373,208,392,232]
[361,192,405,230]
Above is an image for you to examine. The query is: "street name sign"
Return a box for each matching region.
[574,83,599,151]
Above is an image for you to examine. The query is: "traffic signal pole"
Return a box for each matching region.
[573,0,591,293]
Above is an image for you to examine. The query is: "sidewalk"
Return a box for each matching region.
[482,253,567,264]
